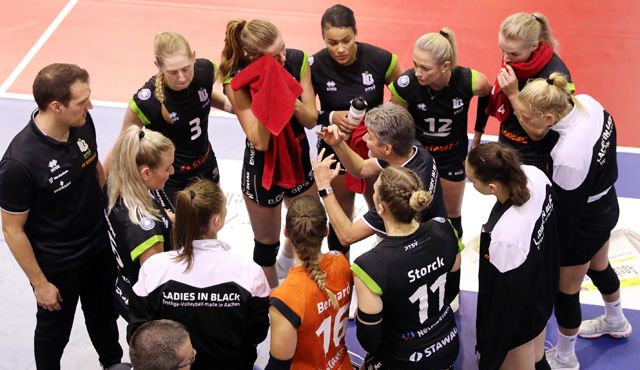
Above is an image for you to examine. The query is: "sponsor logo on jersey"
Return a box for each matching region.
[49,159,60,173]
[452,98,464,114]
[53,180,71,194]
[138,88,152,100]
[397,75,410,88]
[77,138,93,159]
[596,115,614,166]
[417,103,427,111]
[326,80,337,91]
[197,88,209,103]
[362,71,374,86]
[140,217,155,231]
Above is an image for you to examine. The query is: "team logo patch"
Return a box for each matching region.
[329,250,340,256]
[397,75,410,88]
[361,71,374,86]
[138,88,152,100]
[434,217,446,223]
[417,103,427,111]
[140,217,155,231]
[197,88,209,103]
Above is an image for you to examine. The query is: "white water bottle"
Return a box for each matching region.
[347,96,368,125]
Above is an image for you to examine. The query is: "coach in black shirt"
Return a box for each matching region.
[0,64,124,369]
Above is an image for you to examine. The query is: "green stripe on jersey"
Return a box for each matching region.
[351,263,383,295]
[130,234,164,261]
[471,69,478,94]
[223,75,233,85]
[388,82,407,105]
[300,51,310,79]
[385,53,398,80]
[129,99,151,126]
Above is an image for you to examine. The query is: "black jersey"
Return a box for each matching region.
[362,146,446,235]
[311,42,397,125]
[228,49,313,189]
[499,53,572,169]
[476,165,559,370]
[130,58,216,176]
[0,111,108,272]
[389,66,475,157]
[352,219,459,368]
[549,95,618,263]
[129,239,270,369]
[106,189,173,315]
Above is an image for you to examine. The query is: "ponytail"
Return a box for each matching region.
[414,27,458,68]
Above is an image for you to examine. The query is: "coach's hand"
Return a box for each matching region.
[34,280,62,311]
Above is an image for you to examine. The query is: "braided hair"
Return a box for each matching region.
[285,196,338,309]
[377,166,432,224]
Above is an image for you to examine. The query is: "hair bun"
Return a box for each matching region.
[409,190,432,212]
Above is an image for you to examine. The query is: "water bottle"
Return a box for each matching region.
[347,96,368,125]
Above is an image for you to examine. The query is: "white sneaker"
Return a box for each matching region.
[275,254,294,280]
[545,347,579,370]
[578,314,632,339]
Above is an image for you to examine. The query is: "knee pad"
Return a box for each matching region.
[587,264,620,295]
[449,216,463,239]
[327,224,350,255]
[253,240,280,267]
[554,291,582,329]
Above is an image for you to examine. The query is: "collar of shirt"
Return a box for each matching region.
[192,239,231,251]
[550,104,578,134]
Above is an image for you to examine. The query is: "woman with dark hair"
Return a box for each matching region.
[350,166,460,370]
[311,3,401,257]
[466,142,559,370]
[517,74,631,370]
[267,196,353,370]
[129,179,270,369]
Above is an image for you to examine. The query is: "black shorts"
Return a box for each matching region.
[164,152,220,203]
[561,187,620,266]
[428,144,467,182]
[241,145,314,207]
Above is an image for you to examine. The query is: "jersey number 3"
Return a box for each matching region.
[408,272,447,323]
[315,303,349,355]
[189,118,202,140]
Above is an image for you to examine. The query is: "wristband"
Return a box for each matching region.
[318,188,334,198]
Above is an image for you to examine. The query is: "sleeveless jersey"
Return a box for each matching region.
[270,252,353,370]
[130,58,216,175]
[352,219,459,368]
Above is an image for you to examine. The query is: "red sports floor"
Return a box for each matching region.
[1,0,640,146]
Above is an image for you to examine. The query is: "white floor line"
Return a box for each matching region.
[0,0,78,94]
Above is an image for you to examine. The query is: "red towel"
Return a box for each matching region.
[486,42,553,122]
[344,123,368,194]
[231,54,305,190]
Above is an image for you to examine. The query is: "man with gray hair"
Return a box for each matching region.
[130,320,194,370]
[313,102,447,245]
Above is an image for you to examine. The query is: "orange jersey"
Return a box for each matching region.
[271,251,353,370]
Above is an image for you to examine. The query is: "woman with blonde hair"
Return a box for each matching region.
[466,142,559,370]
[267,196,353,370]
[129,179,270,369]
[390,27,490,241]
[476,12,574,173]
[350,166,460,370]
[106,31,231,203]
[106,126,175,321]
[219,19,318,287]
[517,74,631,370]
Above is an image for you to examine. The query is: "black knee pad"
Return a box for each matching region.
[587,264,620,295]
[535,354,551,370]
[554,291,582,329]
[449,216,463,239]
[327,224,350,255]
[253,240,280,267]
